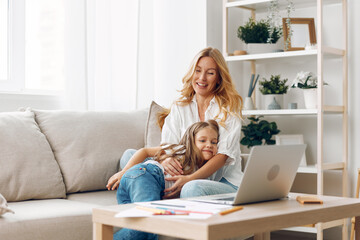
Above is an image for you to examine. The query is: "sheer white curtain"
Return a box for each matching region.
[86,0,139,111]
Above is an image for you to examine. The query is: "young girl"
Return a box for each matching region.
[106,120,219,240]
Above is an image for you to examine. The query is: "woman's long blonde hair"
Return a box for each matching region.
[154,120,219,175]
[158,47,243,128]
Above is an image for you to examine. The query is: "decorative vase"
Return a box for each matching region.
[268,97,281,110]
[303,88,317,109]
[244,97,255,110]
[263,94,284,110]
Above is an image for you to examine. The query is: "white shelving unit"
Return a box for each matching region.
[223,0,348,239]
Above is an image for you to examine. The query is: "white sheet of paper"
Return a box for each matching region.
[137,199,230,212]
[115,199,231,219]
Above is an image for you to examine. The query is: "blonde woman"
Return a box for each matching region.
[120,47,243,199]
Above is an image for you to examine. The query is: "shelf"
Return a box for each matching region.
[323,105,344,113]
[242,109,316,116]
[242,106,344,116]
[297,162,345,174]
[322,162,345,170]
[226,48,344,63]
[226,0,272,10]
[226,0,342,11]
[298,166,317,174]
[226,50,317,62]
[323,46,346,56]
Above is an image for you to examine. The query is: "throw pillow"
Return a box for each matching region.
[0,111,66,202]
[32,109,148,193]
[0,193,14,216]
[144,101,164,147]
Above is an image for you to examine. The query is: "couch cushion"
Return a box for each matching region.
[32,109,148,193]
[2,198,185,240]
[0,111,66,202]
[144,101,164,147]
[66,190,117,206]
[1,199,98,240]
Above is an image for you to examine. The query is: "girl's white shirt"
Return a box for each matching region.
[160,95,243,187]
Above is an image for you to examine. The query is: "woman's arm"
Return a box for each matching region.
[106,146,162,190]
[163,153,227,198]
[161,157,184,176]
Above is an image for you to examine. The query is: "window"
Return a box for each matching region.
[0,0,65,92]
[0,0,8,81]
[25,0,65,91]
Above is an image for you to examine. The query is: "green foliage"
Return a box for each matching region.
[237,18,281,44]
[240,116,280,148]
[259,75,289,95]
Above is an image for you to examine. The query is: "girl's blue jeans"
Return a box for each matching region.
[119,149,238,198]
[114,162,165,240]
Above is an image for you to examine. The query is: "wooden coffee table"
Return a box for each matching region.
[92,193,360,240]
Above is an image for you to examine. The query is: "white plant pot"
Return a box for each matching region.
[263,94,284,110]
[246,43,280,54]
[303,88,317,109]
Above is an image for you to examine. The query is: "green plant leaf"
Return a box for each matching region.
[240,116,281,148]
[237,18,281,44]
[259,74,289,94]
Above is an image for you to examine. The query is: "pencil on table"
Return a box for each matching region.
[136,206,166,214]
[219,206,243,216]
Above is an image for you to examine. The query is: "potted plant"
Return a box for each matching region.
[291,71,326,109]
[291,71,318,89]
[259,74,289,109]
[240,116,280,148]
[237,18,282,54]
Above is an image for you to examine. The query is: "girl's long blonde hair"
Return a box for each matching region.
[154,120,219,175]
[158,47,243,128]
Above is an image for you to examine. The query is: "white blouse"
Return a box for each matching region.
[160,96,243,187]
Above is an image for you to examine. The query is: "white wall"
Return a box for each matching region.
[136,0,222,110]
[137,0,155,109]
[151,0,207,108]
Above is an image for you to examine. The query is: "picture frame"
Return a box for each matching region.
[282,18,317,51]
[275,134,307,166]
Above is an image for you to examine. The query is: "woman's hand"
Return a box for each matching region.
[106,171,125,191]
[162,175,191,199]
[161,157,183,176]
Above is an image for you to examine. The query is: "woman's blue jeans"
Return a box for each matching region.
[114,162,165,240]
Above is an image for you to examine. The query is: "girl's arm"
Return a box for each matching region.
[106,146,162,190]
[163,154,227,198]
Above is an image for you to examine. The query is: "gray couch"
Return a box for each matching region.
[0,107,158,240]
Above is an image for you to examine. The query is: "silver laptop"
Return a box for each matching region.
[198,144,306,205]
